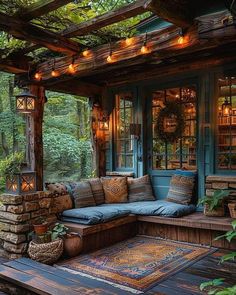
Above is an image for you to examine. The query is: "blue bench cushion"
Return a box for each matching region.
[61,206,130,225]
[100,200,196,218]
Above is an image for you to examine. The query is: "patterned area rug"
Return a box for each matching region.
[57,236,215,294]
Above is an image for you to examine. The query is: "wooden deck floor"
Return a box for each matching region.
[0,249,235,294]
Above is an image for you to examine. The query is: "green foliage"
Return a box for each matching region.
[198,190,231,211]
[51,223,69,241]
[219,252,236,264]
[43,91,93,182]
[200,221,236,294]
[0,152,24,177]
[200,278,225,294]
[215,220,236,243]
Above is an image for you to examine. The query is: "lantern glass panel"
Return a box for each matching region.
[6,171,36,195]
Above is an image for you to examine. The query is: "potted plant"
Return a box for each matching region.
[33,217,48,235]
[52,223,82,257]
[198,190,231,217]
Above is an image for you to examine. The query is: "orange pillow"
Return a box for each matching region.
[101,177,128,204]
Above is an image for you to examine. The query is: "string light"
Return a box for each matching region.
[140,32,149,54]
[82,49,90,57]
[125,37,134,46]
[51,59,60,77]
[107,43,114,63]
[34,72,42,81]
[177,28,188,45]
[68,55,76,74]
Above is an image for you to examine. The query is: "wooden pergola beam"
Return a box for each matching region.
[0,11,80,55]
[36,26,195,82]
[15,0,72,21]
[62,0,147,38]
[46,80,103,97]
[144,0,193,28]
[0,57,30,74]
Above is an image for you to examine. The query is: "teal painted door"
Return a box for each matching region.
[145,84,198,199]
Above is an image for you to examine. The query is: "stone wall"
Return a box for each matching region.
[0,191,59,259]
[205,175,236,198]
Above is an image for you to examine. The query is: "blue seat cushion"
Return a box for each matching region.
[100,200,196,218]
[61,206,130,225]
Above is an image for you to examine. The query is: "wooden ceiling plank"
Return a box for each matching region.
[62,0,147,38]
[16,0,72,21]
[0,11,80,55]
[144,0,193,28]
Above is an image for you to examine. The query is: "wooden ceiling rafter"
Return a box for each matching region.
[0,11,81,55]
[61,0,148,37]
[144,0,193,28]
[15,0,73,21]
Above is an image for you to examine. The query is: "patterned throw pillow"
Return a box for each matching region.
[128,175,155,202]
[72,181,96,208]
[101,177,128,204]
[51,194,73,213]
[45,182,67,196]
[166,171,196,205]
[88,178,105,205]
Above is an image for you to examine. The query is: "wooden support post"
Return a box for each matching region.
[29,85,46,191]
[90,97,107,177]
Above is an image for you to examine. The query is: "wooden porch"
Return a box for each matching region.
[0,0,236,294]
[0,241,236,295]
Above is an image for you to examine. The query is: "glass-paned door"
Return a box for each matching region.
[147,85,197,199]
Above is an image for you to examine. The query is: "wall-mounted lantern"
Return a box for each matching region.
[99,111,109,130]
[6,170,36,195]
[16,88,37,114]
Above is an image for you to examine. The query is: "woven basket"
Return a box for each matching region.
[28,239,63,264]
[228,203,236,218]
[204,204,225,217]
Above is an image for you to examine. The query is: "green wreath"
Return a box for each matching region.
[155,101,185,143]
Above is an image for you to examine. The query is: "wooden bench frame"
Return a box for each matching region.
[62,212,236,252]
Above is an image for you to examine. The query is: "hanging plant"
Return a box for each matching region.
[155,101,185,143]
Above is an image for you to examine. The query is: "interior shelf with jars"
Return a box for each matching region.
[217,76,236,170]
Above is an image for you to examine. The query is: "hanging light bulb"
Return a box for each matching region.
[125,37,134,46]
[140,32,149,54]
[68,56,76,74]
[82,49,90,57]
[107,43,114,63]
[177,28,189,45]
[51,59,60,77]
[34,72,42,81]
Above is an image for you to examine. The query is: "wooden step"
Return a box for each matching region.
[0,258,130,295]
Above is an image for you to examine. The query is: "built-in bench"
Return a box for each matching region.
[63,212,236,252]
[63,215,137,253]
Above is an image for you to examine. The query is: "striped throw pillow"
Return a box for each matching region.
[128,175,155,202]
[72,181,96,208]
[167,173,196,205]
[88,178,105,205]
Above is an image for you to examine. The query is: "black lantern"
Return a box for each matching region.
[6,170,36,195]
[16,88,37,113]
[222,97,232,116]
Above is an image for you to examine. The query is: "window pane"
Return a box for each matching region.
[151,86,197,170]
[217,76,236,170]
[115,93,133,168]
